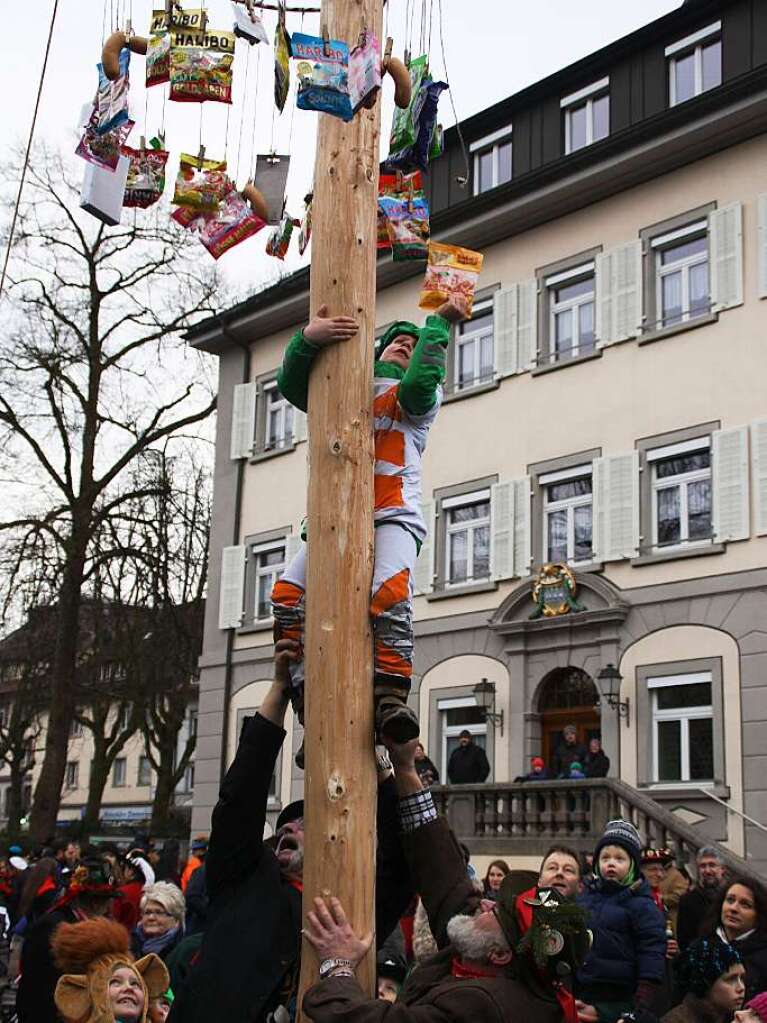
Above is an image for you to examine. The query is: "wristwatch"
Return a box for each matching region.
[319,957,354,980]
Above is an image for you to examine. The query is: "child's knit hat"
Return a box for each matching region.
[531,757,545,770]
[594,819,642,873]
[672,936,742,997]
[746,993,767,1021]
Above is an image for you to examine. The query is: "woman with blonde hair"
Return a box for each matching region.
[130,881,185,963]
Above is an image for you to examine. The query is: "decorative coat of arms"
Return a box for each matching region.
[529,563,585,619]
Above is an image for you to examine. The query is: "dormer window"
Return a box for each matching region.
[561,77,610,154]
[470,125,513,196]
[666,22,721,106]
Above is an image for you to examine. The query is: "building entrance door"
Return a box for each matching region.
[538,667,601,769]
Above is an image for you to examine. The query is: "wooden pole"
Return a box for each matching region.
[297,0,384,1014]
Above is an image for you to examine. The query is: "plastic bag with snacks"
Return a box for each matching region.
[377,172,422,251]
[378,193,430,261]
[266,214,299,260]
[292,32,353,121]
[274,9,292,113]
[76,107,134,171]
[419,242,483,316]
[172,153,230,212]
[122,145,169,208]
[170,28,235,103]
[389,55,428,153]
[96,48,131,136]
[146,32,171,87]
[349,31,381,114]
[176,190,266,259]
[387,78,447,173]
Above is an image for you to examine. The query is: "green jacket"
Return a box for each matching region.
[276,315,451,416]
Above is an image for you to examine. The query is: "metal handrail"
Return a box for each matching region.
[697,788,767,835]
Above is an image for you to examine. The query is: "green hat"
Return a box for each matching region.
[376,320,420,359]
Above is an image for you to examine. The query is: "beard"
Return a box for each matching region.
[446,914,505,961]
[281,847,304,877]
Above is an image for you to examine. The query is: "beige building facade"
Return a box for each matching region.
[189,0,767,872]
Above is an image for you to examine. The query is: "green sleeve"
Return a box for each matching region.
[276,330,320,413]
[398,314,451,417]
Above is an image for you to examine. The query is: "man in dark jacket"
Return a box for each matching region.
[447,730,490,784]
[551,724,588,779]
[169,639,412,1023]
[302,738,591,1023]
[16,852,119,1023]
[677,846,726,949]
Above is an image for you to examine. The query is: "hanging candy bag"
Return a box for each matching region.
[292,32,353,121]
[348,31,381,114]
[388,55,428,153]
[419,242,484,316]
[172,153,230,212]
[232,3,269,44]
[170,27,235,103]
[377,172,423,250]
[266,214,299,260]
[95,48,130,136]
[195,190,266,259]
[76,106,135,171]
[274,7,292,113]
[122,145,169,208]
[386,78,447,173]
[146,32,171,87]
[378,193,430,261]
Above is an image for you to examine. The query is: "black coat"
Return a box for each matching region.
[584,750,610,778]
[447,743,490,784]
[183,863,209,935]
[732,927,767,1002]
[169,713,412,1023]
[676,886,720,949]
[551,741,588,779]
[16,904,79,1023]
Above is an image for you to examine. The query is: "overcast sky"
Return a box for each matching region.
[2,0,681,295]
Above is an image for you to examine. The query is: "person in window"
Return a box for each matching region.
[414,742,440,785]
[447,730,490,784]
[702,878,767,1003]
[677,848,726,951]
[551,724,588,779]
[662,936,745,1023]
[584,737,610,778]
[271,299,469,763]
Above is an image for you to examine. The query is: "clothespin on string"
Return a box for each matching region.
[407,175,414,212]
[197,145,206,170]
[140,135,146,155]
[321,23,331,58]
[404,47,411,68]
[246,0,256,22]
[384,37,393,63]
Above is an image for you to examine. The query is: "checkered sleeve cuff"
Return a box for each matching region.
[399,789,438,833]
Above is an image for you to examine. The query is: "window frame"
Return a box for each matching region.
[430,687,493,782]
[112,757,127,788]
[547,264,597,364]
[65,760,79,790]
[636,657,725,791]
[252,539,287,622]
[443,489,492,589]
[634,422,722,565]
[470,125,513,197]
[666,22,722,107]
[240,526,293,633]
[432,476,499,596]
[528,449,602,573]
[137,755,152,788]
[653,221,710,330]
[649,672,714,785]
[249,371,297,461]
[541,463,594,566]
[261,379,294,453]
[639,203,717,342]
[649,438,713,551]
[535,247,602,371]
[561,77,610,155]
[452,299,495,394]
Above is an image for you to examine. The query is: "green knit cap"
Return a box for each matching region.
[376,320,420,359]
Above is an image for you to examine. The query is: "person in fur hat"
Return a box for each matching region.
[271,298,469,761]
[52,916,169,1023]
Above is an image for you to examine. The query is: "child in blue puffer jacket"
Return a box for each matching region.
[576,819,667,1022]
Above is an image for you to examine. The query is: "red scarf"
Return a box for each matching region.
[514,888,578,1023]
[450,957,498,979]
[287,879,303,894]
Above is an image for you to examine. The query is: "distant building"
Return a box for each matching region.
[187,0,767,872]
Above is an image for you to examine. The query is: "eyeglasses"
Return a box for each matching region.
[142,908,172,919]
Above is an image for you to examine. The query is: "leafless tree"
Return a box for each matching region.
[0,146,222,842]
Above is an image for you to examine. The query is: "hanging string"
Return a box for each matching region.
[436,0,469,186]
[428,0,434,54]
[0,0,60,300]
[235,45,251,184]
[250,44,262,179]
[199,105,204,153]
[161,90,167,138]
[224,104,231,164]
[101,0,109,45]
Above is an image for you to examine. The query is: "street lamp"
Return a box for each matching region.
[596,664,630,726]
[472,678,504,735]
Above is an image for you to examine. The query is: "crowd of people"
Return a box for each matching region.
[0,643,764,1023]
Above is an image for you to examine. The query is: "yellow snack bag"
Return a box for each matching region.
[419,242,484,316]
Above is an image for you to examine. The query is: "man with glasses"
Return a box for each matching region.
[169,639,412,1023]
[677,846,727,950]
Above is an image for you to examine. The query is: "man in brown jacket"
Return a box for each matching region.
[302,739,590,1023]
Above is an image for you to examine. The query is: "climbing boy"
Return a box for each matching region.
[271,298,467,761]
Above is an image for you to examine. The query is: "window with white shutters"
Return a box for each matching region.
[512,477,532,578]
[712,426,749,542]
[414,501,435,596]
[709,203,743,312]
[493,281,537,377]
[757,195,767,300]
[595,241,642,346]
[491,482,514,580]
[230,382,257,460]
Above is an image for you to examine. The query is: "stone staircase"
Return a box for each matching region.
[431,778,765,883]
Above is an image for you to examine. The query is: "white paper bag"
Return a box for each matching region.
[80,154,130,226]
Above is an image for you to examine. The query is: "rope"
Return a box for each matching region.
[436,0,469,187]
[0,0,60,301]
[250,44,262,179]
[235,44,251,183]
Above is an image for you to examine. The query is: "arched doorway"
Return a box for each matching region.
[538,667,601,766]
